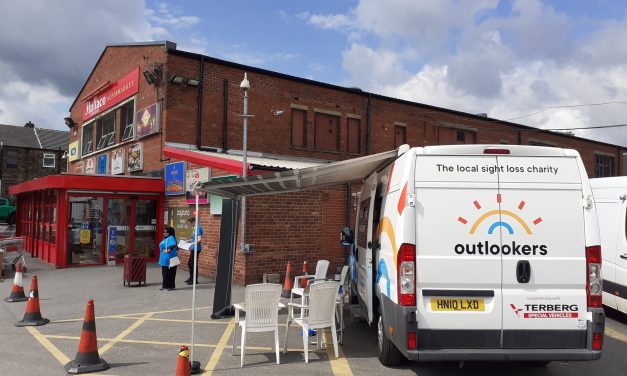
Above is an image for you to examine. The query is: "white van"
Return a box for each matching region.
[590,177,627,315]
[351,144,604,365]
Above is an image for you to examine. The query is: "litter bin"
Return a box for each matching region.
[123,254,146,286]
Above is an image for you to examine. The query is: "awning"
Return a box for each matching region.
[163,144,326,175]
[198,146,408,198]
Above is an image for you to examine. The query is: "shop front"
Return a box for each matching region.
[10,175,164,268]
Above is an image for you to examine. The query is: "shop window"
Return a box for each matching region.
[120,100,135,141]
[347,117,360,154]
[43,153,55,168]
[595,154,614,177]
[314,112,339,151]
[96,112,116,150]
[82,122,94,155]
[291,108,307,147]
[394,125,406,148]
[529,140,555,147]
[6,150,18,168]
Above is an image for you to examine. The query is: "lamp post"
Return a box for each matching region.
[240,73,250,253]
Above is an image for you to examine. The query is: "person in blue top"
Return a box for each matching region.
[159,226,179,291]
[185,213,203,285]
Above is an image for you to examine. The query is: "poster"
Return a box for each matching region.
[185,167,210,204]
[74,161,84,174]
[111,148,124,175]
[127,143,143,171]
[97,154,108,175]
[135,102,160,138]
[107,227,117,262]
[166,206,193,240]
[85,157,95,174]
[80,229,91,244]
[165,162,186,196]
[68,141,80,162]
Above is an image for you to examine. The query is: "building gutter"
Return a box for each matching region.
[223,79,228,152]
[196,55,219,153]
[366,93,372,155]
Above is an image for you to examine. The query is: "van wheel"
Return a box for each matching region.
[377,308,402,366]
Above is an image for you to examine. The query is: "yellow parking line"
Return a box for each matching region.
[606,327,627,343]
[25,326,71,365]
[323,330,353,376]
[51,306,212,323]
[99,313,153,355]
[203,318,235,374]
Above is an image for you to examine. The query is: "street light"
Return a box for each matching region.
[240,73,250,253]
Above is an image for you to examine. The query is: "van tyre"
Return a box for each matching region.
[377,308,402,366]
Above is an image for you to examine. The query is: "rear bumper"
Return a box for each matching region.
[379,294,604,362]
[404,348,602,362]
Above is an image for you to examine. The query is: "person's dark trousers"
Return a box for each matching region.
[165,266,177,289]
[187,251,200,284]
[161,266,168,289]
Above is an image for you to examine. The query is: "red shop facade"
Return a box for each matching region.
[9,175,164,268]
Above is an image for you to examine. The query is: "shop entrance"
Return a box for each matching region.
[68,194,158,266]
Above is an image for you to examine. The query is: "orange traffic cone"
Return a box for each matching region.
[65,299,109,374]
[4,261,27,302]
[282,261,293,298]
[15,275,49,326]
[300,260,309,288]
[176,345,191,376]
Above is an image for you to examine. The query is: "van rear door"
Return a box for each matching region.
[414,154,503,348]
[497,154,588,349]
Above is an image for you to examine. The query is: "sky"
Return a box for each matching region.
[1,0,626,147]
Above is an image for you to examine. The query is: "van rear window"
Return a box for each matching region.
[356,199,370,248]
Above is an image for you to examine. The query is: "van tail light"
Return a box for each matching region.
[592,332,603,350]
[483,148,510,154]
[407,332,417,349]
[398,243,416,306]
[586,245,602,308]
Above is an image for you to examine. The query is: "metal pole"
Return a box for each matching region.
[241,83,248,252]
[190,184,200,370]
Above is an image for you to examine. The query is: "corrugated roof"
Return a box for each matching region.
[165,143,327,171]
[0,124,40,148]
[35,128,70,150]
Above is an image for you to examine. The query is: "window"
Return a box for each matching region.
[120,100,135,141]
[595,154,614,177]
[6,150,18,168]
[347,117,360,154]
[291,108,307,147]
[314,112,339,151]
[43,153,55,168]
[82,122,94,155]
[96,112,116,150]
[529,140,555,147]
[456,130,465,142]
[0,198,6,206]
[394,125,406,148]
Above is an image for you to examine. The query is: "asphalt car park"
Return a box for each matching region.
[1,254,626,376]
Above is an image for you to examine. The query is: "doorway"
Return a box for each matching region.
[67,194,159,266]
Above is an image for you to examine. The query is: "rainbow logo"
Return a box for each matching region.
[457,194,542,235]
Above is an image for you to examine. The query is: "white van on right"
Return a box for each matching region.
[590,177,627,314]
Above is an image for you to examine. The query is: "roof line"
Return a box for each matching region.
[32,128,43,148]
[69,41,176,111]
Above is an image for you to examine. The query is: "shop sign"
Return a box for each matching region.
[111,148,124,175]
[82,68,140,121]
[165,161,186,196]
[97,154,108,175]
[68,141,80,162]
[127,143,143,172]
[186,167,210,204]
[135,102,160,138]
[85,157,95,174]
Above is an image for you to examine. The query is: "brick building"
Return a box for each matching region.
[53,40,626,283]
[0,122,68,197]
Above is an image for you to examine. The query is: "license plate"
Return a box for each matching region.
[431,298,485,311]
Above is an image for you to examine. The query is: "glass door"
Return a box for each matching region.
[133,200,157,258]
[106,198,131,263]
[67,196,104,265]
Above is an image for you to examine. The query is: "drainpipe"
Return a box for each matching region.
[223,79,228,152]
[366,93,372,155]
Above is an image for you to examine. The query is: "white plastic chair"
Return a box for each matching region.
[336,265,349,344]
[291,260,330,309]
[232,283,283,367]
[283,280,340,363]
